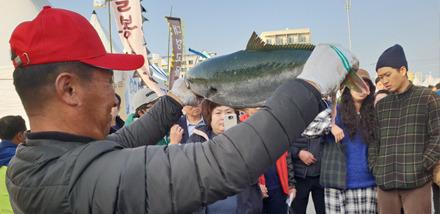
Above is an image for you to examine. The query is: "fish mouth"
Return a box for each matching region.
[341,70,370,96]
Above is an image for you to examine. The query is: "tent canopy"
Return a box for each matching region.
[0,0,51,124]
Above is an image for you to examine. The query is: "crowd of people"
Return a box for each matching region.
[0,6,439,214]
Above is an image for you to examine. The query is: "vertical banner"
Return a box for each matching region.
[111,0,164,95]
[124,72,143,114]
[165,17,183,90]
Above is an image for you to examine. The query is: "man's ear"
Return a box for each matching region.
[18,131,26,143]
[137,109,144,117]
[399,66,407,77]
[55,73,82,106]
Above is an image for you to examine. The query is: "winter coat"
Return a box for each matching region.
[369,84,440,190]
[6,79,322,214]
[290,136,324,178]
[289,99,329,179]
[258,151,294,194]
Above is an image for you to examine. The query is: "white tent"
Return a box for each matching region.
[412,75,424,86]
[0,0,51,125]
[89,10,123,54]
[89,10,126,83]
[422,72,440,87]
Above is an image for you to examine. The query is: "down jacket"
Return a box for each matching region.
[290,136,324,178]
[6,79,321,214]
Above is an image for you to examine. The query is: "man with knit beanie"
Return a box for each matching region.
[369,44,440,213]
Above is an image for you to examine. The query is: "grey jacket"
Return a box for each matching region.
[6,79,321,214]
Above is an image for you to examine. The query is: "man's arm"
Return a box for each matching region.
[286,150,295,188]
[368,119,380,173]
[290,144,301,160]
[106,96,183,148]
[69,79,321,214]
[422,93,440,170]
[144,79,321,213]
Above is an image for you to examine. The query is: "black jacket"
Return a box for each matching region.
[6,79,321,214]
[290,136,324,178]
[290,98,329,178]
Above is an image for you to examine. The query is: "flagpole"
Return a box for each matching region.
[108,0,113,53]
[342,0,352,51]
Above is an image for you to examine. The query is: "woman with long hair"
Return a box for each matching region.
[324,69,378,213]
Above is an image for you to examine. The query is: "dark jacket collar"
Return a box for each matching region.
[25,131,96,144]
[392,83,414,100]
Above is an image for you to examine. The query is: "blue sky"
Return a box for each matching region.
[50,0,439,79]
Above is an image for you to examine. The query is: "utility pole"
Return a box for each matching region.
[342,0,352,51]
[108,0,113,53]
[167,6,173,77]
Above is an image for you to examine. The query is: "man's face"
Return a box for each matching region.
[183,104,202,118]
[80,68,117,140]
[377,66,408,94]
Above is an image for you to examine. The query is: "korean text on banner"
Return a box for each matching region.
[111,0,163,95]
[165,16,183,90]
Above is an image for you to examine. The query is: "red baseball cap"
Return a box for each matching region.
[10,6,144,70]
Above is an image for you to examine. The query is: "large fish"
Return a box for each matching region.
[185,32,367,108]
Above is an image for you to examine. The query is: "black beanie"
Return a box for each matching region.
[375,44,408,71]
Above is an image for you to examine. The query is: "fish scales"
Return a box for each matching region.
[185,48,313,108]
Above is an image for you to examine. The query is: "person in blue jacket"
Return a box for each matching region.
[0,115,27,213]
[325,69,378,213]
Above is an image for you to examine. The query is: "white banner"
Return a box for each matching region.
[123,72,143,114]
[111,0,164,95]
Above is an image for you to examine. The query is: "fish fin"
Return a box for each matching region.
[245,31,315,51]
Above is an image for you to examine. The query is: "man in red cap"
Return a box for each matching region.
[7,6,361,214]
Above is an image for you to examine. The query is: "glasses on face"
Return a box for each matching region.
[141,103,156,114]
[140,100,159,114]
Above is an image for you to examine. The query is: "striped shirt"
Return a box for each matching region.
[369,84,440,190]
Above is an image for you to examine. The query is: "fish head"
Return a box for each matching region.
[184,71,217,101]
[341,69,370,96]
[183,76,205,100]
